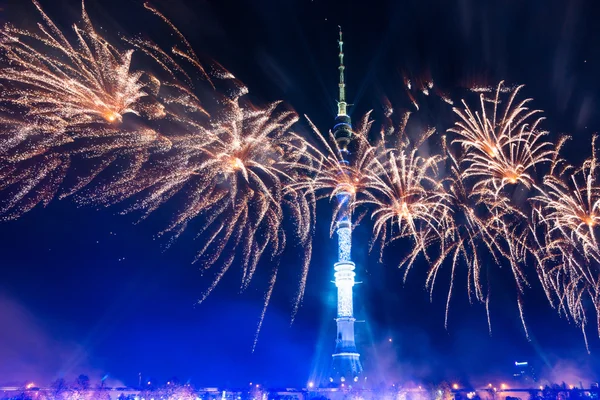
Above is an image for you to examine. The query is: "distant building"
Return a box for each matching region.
[513,361,536,383]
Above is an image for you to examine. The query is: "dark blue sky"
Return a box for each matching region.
[1,0,600,389]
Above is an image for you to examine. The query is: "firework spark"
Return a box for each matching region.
[428,151,516,329]
[533,138,600,264]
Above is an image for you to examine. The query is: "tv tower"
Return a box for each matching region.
[330,26,362,383]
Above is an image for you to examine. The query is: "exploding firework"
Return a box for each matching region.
[359,126,451,268]
[0,1,170,218]
[288,112,382,234]
[531,136,600,342]
[431,149,533,331]
[0,1,162,125]
[75,89,315,346]
[81,93,301,275]
[533,138,600,263]
[435,83,560,335]
[0,1,318,347]
[441,83,600,343]
[449,82,555,196]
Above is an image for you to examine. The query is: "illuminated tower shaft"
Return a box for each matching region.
[331,27,362,381]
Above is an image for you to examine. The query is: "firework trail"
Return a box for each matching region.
[439,154,536,334]
[401,72,456,109]
[429,151,514,329]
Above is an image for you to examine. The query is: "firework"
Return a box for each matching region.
[0,1,162,125]
[439,83,538,334]
[288,112,381,234]
[449,82,555,196]
[531,136,600,339]
[433,83,559,334]
[0,1,170,218]
[533,138,600,264]
[0,1,318,345]
[288,110,458,315]
[442,83,600,341]
[359,127,451,266]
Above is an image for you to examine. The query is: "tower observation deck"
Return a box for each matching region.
[330,27,362,383]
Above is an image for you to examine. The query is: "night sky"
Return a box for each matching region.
[1,0,600,389]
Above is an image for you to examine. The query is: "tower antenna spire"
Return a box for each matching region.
[337,25,347,116]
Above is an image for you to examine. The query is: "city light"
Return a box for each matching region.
[2,374,597,399]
